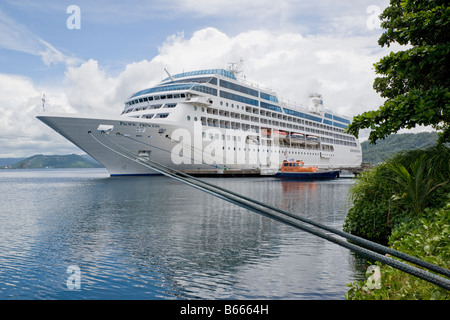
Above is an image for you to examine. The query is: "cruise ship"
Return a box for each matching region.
[37,67,362,176]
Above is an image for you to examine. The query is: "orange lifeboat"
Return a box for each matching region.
[276,160,340,179]
[280,160,318,172]
[272,130,287,140]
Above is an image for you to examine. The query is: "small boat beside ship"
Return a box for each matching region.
[275,160,340,180]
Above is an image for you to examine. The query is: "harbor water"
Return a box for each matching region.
[0,168,366,300]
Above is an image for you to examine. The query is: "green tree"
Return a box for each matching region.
[347,0,450,144]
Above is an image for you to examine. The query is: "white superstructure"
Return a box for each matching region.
[37,68,362,176]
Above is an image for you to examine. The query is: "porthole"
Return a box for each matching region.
[187,116,191,121]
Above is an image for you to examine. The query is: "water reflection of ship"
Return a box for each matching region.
[281,180,317,192]
[276,180,320,217]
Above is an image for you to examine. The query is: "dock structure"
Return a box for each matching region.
[337,167,363,177]
[340,163,374,176]
[182,168,264,177]
[181,166,366,178]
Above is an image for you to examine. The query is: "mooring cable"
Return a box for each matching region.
[116,132,450,278]
[89,132,450,290]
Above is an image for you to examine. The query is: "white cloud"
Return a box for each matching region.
[167,0,391,36]
[0,10,39,55]
[38,39,80,67]
[0,9,80,67]
[155,28,387,117]
[62,59,165,116]
[0,74,78,157]
[63,59,118,115]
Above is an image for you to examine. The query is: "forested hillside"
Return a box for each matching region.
[5,154,103,169]
[361,132,439,164]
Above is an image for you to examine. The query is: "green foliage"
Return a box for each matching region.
[347,0,450,144]
[343,144,449,244]
[387,156,447,216]
[8,154,103,169]
[390,202,450,270]
[343,162,401,244]
[361,131,439,164]
[345,1,450,299]
[346,202,450,300]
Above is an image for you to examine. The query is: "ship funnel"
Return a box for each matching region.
[308,93,323,110]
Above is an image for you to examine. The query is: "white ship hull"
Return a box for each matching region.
[37,112,361,176]
[37,68,362,176]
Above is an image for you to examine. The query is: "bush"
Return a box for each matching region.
[346,202,450,300]
[343,144,449,244]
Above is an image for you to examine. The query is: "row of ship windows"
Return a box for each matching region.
[161,76,278,103]
[122,101,355,146]
[123,98,348,136]
[124,109,354,145]
[217,89,348,128]
[162,69,237,82]
[124,112,355,147]
[188,116,357,146]
[180,147,327,157]
[216,78,279,104]
[179,138,330,156]
[126,93,186,106]
[122,103,177,115]
[126,86,350,128]
[129,113,169,119]
[130,83,216,99]
[212,103,347,133]
[160,71,279,104]
[198,105,355,142]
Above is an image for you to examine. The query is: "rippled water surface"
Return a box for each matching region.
[0,169,365,299]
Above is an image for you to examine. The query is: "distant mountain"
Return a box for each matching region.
[6,154,104,169]
[0,158,25,167]
[361,132,440,164]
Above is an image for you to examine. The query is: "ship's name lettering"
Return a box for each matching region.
[119,121,159,128]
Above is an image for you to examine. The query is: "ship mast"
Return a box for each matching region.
[227,58,244,77]
[41,94,46,112]
[164,67,174,82]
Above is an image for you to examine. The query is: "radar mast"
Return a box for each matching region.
[227,58,244,77]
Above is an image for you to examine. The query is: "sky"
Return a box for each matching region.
[0,0,424,158]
